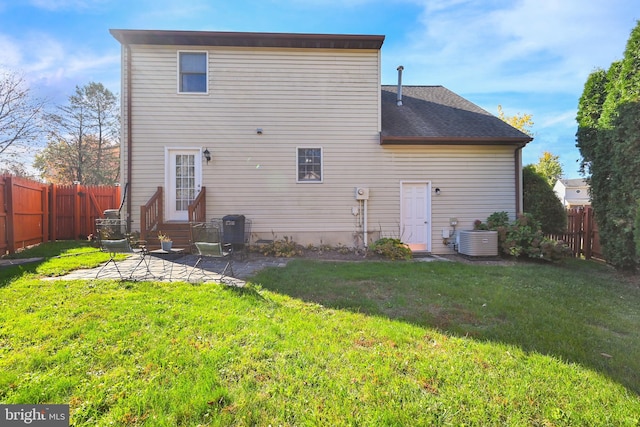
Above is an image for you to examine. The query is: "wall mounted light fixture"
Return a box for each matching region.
[203,148,211,164]
[256,128,263,135]
[435,187,441,195]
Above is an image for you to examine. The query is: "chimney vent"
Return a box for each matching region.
[396,65,404,106]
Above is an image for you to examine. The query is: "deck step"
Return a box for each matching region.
[147,222,192,252]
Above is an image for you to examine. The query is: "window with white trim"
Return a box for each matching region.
[178,51,207,93]
[297,147,323,183]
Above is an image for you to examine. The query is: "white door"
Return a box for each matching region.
[401,182,431,252]
[166,149,202,221]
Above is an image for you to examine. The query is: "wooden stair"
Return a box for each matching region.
[146,222,192,252]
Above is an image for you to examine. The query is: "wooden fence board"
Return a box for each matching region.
[1,175,49,253]
[546,206,601,260]
[1,175,120,255]
[0,177,6,254]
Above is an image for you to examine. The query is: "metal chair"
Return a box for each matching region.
[95,218,151,280]
[188,222,234,283]
[211,216,252,260]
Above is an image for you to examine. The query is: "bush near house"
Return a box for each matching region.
[476,212,571,262]
[523,165,567,234]
[368,238,413,260]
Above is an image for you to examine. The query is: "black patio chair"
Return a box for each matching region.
[188,222,234,283]
[95,218,151,279]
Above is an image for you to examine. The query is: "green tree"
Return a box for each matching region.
[522,165,567,234]
[534,151,563,187]
[35,82,119,184]
[576,20,640,270]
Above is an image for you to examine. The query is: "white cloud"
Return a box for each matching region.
[537,109,577,130]
[400,0,638,94]
[0,30,120,100]
[0,34,23,69]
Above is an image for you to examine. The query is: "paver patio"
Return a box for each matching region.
[56,253,291,285]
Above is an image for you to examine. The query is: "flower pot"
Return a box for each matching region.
[161,241,173,252]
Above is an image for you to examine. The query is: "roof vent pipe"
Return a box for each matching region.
[396,65,404,106]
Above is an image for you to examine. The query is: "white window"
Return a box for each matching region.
[297,147,323,183]
[178,51,207,93]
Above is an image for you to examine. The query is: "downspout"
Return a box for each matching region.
[363,199,368,247]
[126,43,133,232]
[515,145,524,215]
[396,65,404,106]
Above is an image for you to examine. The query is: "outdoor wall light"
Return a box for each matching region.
[203,148,211,164]
[256,128,263,135]
[435,187,441,195]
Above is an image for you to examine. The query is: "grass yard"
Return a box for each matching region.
[1,243,639,426]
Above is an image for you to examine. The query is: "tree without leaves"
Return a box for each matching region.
[0,162,36,179]
[0,70,46,167]
[35,82,119,185]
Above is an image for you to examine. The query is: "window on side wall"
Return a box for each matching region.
[178,51,207,93]
[297,147,323,183]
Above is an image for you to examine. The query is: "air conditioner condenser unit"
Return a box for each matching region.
[458,230,498,256]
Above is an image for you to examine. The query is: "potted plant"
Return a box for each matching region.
[158,231,172,251]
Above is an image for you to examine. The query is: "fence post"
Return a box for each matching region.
[84,185,91,238]
[74,181,81,240]
[584,207,593,260]
[42,184,49,243]
[115,183,121,212]
[5,176,15,254]
[49,184,57,241]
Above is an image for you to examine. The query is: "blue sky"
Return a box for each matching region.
[1,0,638,177]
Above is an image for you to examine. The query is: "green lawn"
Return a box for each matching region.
[1,243,639,426]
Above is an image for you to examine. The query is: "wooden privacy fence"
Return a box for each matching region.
[546,206,602,260]
[0,175,49,255]
[51,183,121,241]
[1,175,121,254]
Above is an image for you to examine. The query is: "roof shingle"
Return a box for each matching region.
[381,85,532,145]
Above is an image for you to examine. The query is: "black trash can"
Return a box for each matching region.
[222,214,246,245]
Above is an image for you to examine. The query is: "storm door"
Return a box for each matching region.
[166,148,202,221]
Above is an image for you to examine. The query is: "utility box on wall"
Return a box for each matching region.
[458,230,498,256]
[355,187,370,200]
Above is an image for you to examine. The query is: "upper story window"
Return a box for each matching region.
[297,147,323,183]
[178,51,207,93]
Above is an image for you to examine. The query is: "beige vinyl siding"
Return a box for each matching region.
[125,44,382,246]
[123,43,518,253]
[374,145,518,254]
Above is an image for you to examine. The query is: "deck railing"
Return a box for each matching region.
[188,187,206,223]
[140,186,163,241]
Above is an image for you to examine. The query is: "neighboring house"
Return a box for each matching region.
[109,29,531,254]
[553,178,591,208]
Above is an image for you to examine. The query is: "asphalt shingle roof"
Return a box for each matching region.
[381,85,532,144]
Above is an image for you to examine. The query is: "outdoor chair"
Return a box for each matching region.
[188,222,234,283]
[95,218,151,280]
